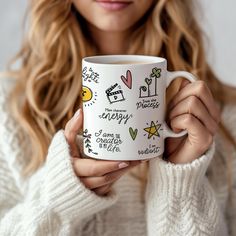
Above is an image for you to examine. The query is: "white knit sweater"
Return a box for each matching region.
[0,78,235,236]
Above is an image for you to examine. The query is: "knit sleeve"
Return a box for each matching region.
[0,79,118,235]
[222,104,236,236]
[145,143,224,236]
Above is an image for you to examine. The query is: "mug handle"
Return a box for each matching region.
[163,71,197,139]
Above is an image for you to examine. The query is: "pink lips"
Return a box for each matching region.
[95,1,132,11]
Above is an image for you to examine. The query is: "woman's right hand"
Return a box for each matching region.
[64,109,142,196]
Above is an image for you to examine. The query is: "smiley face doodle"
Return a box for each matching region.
[82,86,97,107]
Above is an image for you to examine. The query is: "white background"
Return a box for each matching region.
[0,0,235,86]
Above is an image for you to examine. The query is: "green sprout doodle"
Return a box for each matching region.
[150,67,162,79]
[139,68,162,98]
[145,77,152,97]
[83,129,98,155]
[151,68,161,97]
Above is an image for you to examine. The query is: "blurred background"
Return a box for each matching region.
[0,0,235,86]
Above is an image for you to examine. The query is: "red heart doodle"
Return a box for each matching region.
[121,70,132,89]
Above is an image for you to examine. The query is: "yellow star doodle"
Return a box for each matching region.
[144,121,161,139]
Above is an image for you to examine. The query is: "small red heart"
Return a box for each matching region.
[121,70,132,89]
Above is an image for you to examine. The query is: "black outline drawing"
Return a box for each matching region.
[150,68,161,95]
[82,67,100,83]
[139,67,161,98]
[105,83,125,104]
[143,121,162,140]
[83,129,98,155]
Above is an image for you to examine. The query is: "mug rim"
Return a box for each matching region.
[83,55,166,65]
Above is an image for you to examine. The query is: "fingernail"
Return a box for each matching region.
[118,162,129,169]
[73,109,81,120]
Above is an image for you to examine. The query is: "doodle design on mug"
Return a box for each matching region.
[144,121,162,139]
[82,67,100,83]
[105,83,125,104]
[139,67,161,98]
[82,86,97,107]
[95,129,123,153]
[121,70,132,89]
[98,108,133,125]
[129,127,138,141]
[150,67,161,79]
[83,129,98,155]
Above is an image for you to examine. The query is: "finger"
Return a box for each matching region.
[168,95,218,135]
[170,114,213,163]
[73,158,140,177]
[93,184,112,196]
[64,109,83,157]
[164,136,185,157]
[80,165,130,189]
[179,78,190,90]
[169,81,221,123]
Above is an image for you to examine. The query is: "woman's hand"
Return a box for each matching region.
[64,109,141,196]
[165,80,221,164]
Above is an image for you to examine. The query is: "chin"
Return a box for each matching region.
[97,24,131,32]
[93,19,134,32]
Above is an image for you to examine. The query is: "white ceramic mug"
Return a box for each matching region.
[82,55,196,161]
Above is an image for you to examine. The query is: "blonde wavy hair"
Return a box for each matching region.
[6,0,236,189]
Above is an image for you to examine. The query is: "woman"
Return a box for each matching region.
[0,0,235,235]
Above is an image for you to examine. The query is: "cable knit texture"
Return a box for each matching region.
[0,77,235,236]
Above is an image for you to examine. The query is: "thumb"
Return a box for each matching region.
[179,78,191,90]
[71,109,83,133]
[64,109,83,157]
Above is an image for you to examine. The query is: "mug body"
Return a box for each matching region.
[82,55,167,161]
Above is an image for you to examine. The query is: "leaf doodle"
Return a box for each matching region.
[83,129,98,155]
[150,68,161,79]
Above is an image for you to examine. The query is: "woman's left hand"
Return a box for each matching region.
[165,80,221,164]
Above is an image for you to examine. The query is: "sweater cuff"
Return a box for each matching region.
[148,142,215,198]
[43,130,118,220]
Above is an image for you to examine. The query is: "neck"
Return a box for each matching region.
[88,25,130,55]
